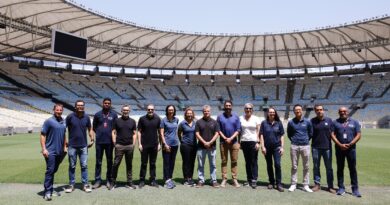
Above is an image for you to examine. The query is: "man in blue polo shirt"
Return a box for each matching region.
[287,104,313,192]
[40,104,67,201]
[92,98,118,189]
[310,105,336,193]
[64,100,94,193]
[331,106,362,197]
[217,100,241,188]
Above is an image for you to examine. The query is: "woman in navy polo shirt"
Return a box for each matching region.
[260,107,285,192]
[159,105,180,189]
[178,107,197,186]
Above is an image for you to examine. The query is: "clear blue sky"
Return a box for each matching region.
[75,0,389,34]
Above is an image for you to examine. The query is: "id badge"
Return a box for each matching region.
[343,133,347,139]
[104,122,108,128]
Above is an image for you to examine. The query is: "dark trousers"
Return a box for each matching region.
[312,147,334,188]
[180,143,197,179]
[162,146,178,180]
[111,144,134,182]
[44,154,65,195]
[336,147,358,189]
[95,143,113,182]
[241,141,258,182]
[265,146,282,186]
[139,146,158,181]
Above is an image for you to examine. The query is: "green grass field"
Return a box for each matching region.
[0,129,389,204]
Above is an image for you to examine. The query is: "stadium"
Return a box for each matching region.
[0,0,389,204]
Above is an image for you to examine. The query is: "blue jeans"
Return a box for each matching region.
[68,146,89,185]
[312,147,334,188]
[95,143,113,182]
[44,154,65,195]
[197,148,217,183]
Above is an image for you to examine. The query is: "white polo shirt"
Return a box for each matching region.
[240,115,261,142]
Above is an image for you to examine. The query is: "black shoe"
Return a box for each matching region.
[150,180,159,188]
[43,193,52,201]
[126,182,136,190]
[188,179,195,187]
[108,182,116,190]
[277,185,285,192]
[251,182,257,189]
[138,181,145,189]
[92,181,101,189]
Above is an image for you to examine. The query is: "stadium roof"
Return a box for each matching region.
[1,0,390,70]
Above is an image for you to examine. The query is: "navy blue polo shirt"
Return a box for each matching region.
[260,120,284,148]
[333,118,361,149]
[41,115,66,156]
[66,112,91,148]
[160,117,179,146]
[178,120,197,146]
[287,117,313,146]
[311,117,333,149]
[217,113,241,144]
[93,110,118,144]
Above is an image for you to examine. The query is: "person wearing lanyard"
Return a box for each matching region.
[40,104,67,201]
[287,104,313,192]
[178,108,197,187]
[160,105,180,189]
[217,100,241,188]
[310,105,336,193]
[331,107,362,197]
[239,103,261,189]
[260,107,285,192]
[92,98,118,189]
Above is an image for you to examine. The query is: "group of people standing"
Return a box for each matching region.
[39,98,362,201]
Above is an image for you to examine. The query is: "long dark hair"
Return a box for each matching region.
[266,107,281,122]
[165,104,176,117]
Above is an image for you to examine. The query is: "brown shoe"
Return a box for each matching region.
[312,184,321,192]
[328,187,337,194]
[196,181,204,188]
[277,185,284,192]
[267,184,274,189]
[232,179,241,188]
[212,181,220,188]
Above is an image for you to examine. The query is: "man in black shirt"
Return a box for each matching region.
[137,104,161,188]
[109,105,137,190]
[195,105,220,188]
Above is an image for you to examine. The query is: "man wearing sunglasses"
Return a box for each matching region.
[137,104,161,188]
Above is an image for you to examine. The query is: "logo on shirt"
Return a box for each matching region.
[108,117,113,120]
[348,124,355,128]
[325,122,328,126]
[301,123,307,127]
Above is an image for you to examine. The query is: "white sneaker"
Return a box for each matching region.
[220,179,227,188]
[288,184,296,192]
[303,185,313,193]
[83,184,92,193]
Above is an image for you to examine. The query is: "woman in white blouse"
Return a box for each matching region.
[239,103,261,189]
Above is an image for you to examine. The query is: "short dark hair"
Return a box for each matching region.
[165,104,176,117]
[314,104,323,110]
[224,100,233,106]
[74,99,85,107]
[293,104,302,110]
[103,97,111,103]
